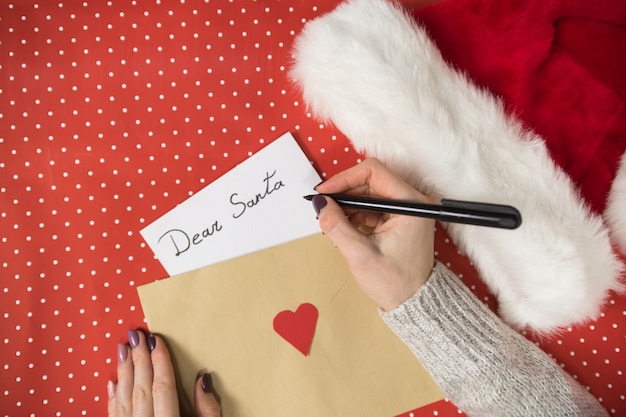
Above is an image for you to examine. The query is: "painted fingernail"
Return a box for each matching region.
[313,181,324,190]
[147,333,156,353]
[107,380,116,399]
[117,343,128,363]
[201,372,213,394]
[312,195,327,216]
[128,329,140,349]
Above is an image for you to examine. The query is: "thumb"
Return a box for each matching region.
[314,195,377,268]
[194,373,221,417]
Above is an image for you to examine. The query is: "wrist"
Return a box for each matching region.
[381,259,436,312]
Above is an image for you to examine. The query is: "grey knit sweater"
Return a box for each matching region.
[380,262,608,417]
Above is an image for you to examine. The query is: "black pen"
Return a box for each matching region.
[303,193,522,229]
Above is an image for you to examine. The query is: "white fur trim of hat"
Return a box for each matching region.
[290,0,625,332]
[606,154,626,255]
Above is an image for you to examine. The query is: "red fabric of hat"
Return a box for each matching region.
[412,0,626,215]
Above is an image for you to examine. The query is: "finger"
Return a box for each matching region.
[150,335,181,417]
[348,210,386,231]
[195,373,222,417]
[129,329,154,417]
[109,343,132,417]
[107,380,117,416]
[316,196,379,269]
[316,158,419,200]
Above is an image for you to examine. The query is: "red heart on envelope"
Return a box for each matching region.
[272,303,319,356]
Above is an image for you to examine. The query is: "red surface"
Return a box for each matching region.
[1,1,624,416]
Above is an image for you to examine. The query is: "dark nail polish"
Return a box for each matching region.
[128,329,140,349]
[201,372,213,394]
[117,343,128,363]
[313,181,324,190]
[312,195,327,216]
[147,333,156,352]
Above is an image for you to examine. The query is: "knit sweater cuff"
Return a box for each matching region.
[380,261,607,417]
[380,261,508,397]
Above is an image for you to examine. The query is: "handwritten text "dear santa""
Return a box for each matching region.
[157,170,286,257]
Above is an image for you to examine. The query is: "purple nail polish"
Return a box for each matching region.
[313,181,324,190]
[201,373,213,394]
[128,329,140,349]
[147,333,156,352]
[117,343,128,363]
[312,195,327,216]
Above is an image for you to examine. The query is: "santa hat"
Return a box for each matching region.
[290,0,626,332]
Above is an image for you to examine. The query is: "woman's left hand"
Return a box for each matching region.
[107,329,221,417]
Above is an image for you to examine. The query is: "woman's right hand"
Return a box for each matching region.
[312,158,436,312]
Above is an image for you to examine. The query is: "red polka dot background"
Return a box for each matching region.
[1,1,624,416]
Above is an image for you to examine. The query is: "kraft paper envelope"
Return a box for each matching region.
[138,234,443,416]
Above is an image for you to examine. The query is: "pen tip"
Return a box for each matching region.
[303,195,315,201]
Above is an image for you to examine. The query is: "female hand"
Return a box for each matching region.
[313,158,435,311]
[107,329,221,417]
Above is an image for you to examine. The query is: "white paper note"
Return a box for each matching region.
[140,132,322,276]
